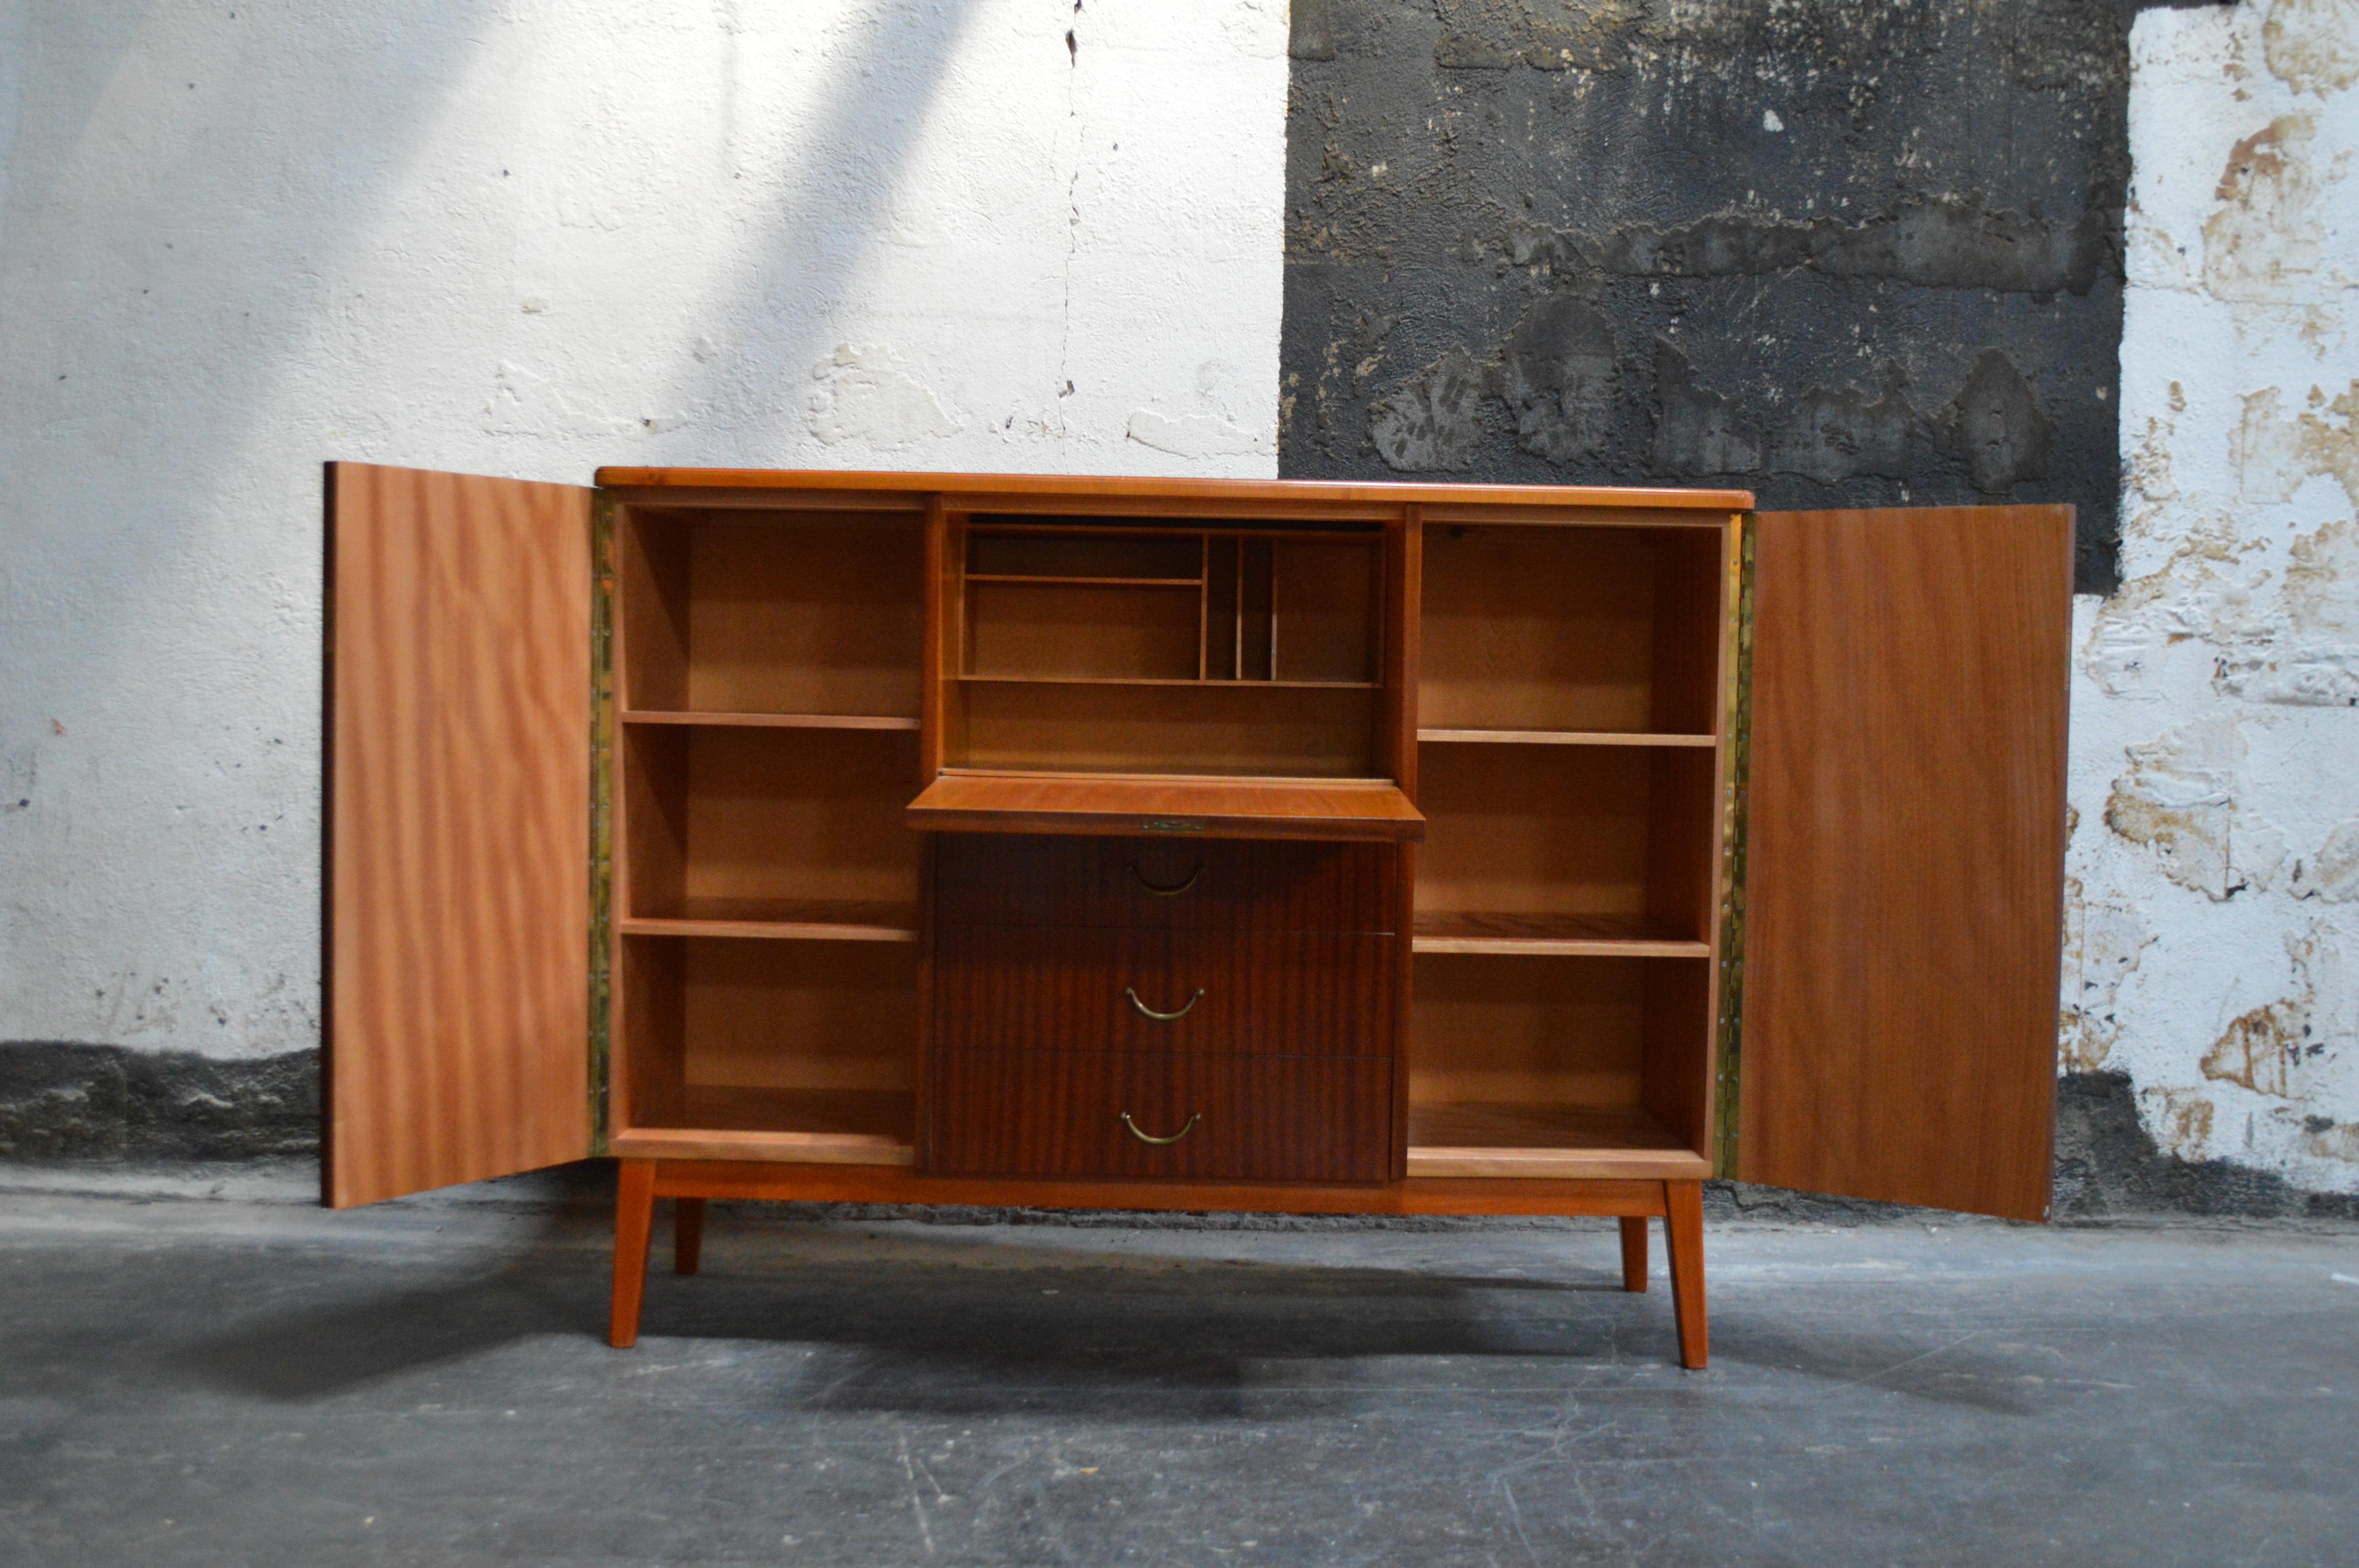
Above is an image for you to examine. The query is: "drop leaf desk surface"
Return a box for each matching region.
[323,465,2073,1370]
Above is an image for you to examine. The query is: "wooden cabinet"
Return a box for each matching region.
[324,464,2073,1370]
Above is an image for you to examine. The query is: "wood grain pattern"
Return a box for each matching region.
[618,897,919,942]
[1404,1102,1709,1180]
[626,724,922,917]
[596,468,1752,517]
[1664,1180,1707,1368]
[1418,730,1716,747]
[954,680,1380,777]
[930,1050,1392,1181]
[624,710,919,731]
[931,927,1396,1059]
[933,835,1396,933]
[1741,505,2072,1222]
[325,463,592,1208]
[640,1159,1677,1216]
[611,1087,914,1166]
[1619,1217,1647,1292]
[609,1159,655,1347]
[907,773,1425,842]
[1411,910,1708,957]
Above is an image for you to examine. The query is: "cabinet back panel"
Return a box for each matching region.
[1407,953,1647,1107]
[681,939,918,1092]
[1421,527,1721,733]
[967,532,1201,579]
[1273,541,1378,683]
[621,510,923,716]
[625,726,921,915]
[689,517,923,715]
[1417,745,1653,920]
[966,583,1202,681]
[955,683,1377,777]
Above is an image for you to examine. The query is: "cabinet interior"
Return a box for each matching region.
[945,520,1385,777]
[607,490,1730,1178]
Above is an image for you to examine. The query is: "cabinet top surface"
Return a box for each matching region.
[593,468,1754,514]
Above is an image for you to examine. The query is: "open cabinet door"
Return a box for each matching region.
[325,463,596,1206]
[1738,506,2072,1220]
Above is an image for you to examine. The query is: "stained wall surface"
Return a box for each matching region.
[2064,0,2359,1197]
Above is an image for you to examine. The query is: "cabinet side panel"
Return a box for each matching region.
[327,463,594,1206]
[1739,506,2070,1221]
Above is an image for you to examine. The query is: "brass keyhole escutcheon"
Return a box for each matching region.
[1121,1111,1200,1146]
[1126,863,1202,897]
[1125,986,1202,1022]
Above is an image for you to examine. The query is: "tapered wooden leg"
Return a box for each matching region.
[1663,1180,1707,1369]
[674,1197,706,1277]
[609,1159,657,1349]
[1618,1216,1649,1292]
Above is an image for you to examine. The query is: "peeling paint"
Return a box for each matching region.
[2137,1085,2218,1160]
[2263,0,2359,98]
[805,344,961,449]
[2061,882,2159,1072]
[2105,717,2288,898]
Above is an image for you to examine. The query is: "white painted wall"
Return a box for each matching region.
[2069,0,2359,1189]
[0,1,1289,1058]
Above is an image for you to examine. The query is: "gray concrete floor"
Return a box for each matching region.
[1,1165,2355,1567]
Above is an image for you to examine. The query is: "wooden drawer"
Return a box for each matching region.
[929,1049,1390,1181]
[933,834,1396,933]
[931,926,1395,1058]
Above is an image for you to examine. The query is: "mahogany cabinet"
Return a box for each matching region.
[323,464,2074,1370]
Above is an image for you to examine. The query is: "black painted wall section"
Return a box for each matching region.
[1279,0,2165,592]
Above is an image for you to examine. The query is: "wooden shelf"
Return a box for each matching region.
[1413,911,1709,957]
[623,710,920,731]
[1405,1102,1710,1180]
[621,898,920,943]
[959,675,1377,690]
[907,772,1425,842]
[963,574,1203,587]
[1418,728,1716,748]
[613,1087,914,1165]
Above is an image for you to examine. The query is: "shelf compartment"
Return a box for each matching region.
[1405,1103,1709,1180]
[615,935,916,1164]
[620,897,919,942]
[622,723,921,921]
[951,681,1381,778]
[959,675,1374,690]
[907,772,1424,842]
[620,508,923,718]
[624,710,920,732]
[965,579,1203,682]
[1412,911,1710,957]
[1418,729,1715,748]
[1408,951,1714,1174]
[967,531,1203,580]
[1420,523,1723,736]
[1415,742,1719,943]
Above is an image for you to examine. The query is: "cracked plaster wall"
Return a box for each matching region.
[2068,0,2359,1195]
[0,1,1287,1064]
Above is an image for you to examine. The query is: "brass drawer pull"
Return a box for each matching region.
[1125,985,1203,1022]
[1126,863,1201,897]
[1121,1111,1201,1145]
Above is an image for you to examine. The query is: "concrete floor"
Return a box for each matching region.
[1,1165,2354,1567]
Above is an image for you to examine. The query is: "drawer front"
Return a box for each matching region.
[934,834,1396,933]
[932,927,1395,1058]
[930,1049,1390,1182]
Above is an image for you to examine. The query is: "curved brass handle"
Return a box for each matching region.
[1126,862,1202,897]
[1125,985,1203,1022]
[1121,1111,1201,1146]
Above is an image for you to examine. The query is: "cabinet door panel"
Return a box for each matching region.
[325,463,595,1206]
[1740,506,2071,1221]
